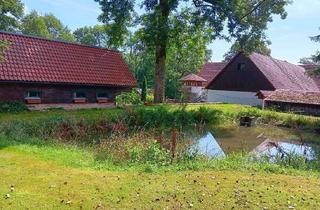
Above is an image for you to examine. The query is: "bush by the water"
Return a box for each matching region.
[0,101,28,113]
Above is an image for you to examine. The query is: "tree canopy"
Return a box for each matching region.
[21,10,75,42]
[300,29,320,75]
[95,0,290,103]
[125,9,212,99]
[73,25,109,47]
[0,0,24,31]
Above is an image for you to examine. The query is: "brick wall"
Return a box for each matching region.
[0,82,131,104]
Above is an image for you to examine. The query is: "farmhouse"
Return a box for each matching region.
[0,32,136,106]
[182,52,319,107]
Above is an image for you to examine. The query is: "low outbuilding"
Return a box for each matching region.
[0,31,137,106]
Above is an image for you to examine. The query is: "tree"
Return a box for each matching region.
[95,0,289,103]
[300,29,320,75]
[0,40,10,61]
[21,11,75,42]
[74,25,109,47]
[0,0,24,31]
[141,76,147,102]
[224,36,271,61]
[125,9,212,99]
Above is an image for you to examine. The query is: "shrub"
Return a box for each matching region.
[0,101,28,113]
[127,140,171,166]
[193,107,222,125]
[146,94,154,103]
[116,90,142,107]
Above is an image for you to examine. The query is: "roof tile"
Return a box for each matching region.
[0,32,137,87]
[249,53,319,91]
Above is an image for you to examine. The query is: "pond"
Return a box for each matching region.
[190,125,320,160]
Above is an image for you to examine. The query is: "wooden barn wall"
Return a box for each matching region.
[207,54,275,92]
[265,101,320,116]
[0,82,130,104]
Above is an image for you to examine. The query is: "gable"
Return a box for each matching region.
[207,53,275,92]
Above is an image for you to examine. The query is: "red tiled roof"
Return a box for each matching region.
[264,89,320,106]
[249,53,319,91]
[0,32,137,87]
[197,62,226,84]
[180,73,207,82]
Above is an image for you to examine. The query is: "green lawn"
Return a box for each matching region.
[1,149,320,209]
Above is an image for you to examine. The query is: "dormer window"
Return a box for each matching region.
[238,63,246,71]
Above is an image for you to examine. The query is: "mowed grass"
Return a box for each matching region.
[1,150,320,210]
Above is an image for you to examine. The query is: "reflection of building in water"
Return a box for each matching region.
[191,132,225,158]
[252,139,315,161]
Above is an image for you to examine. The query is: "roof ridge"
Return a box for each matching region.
[0,30,120,53]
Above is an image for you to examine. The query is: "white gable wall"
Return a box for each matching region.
[207,90,263,106]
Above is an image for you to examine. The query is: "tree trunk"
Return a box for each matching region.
[154,44,167,103]
[153,0,169,104]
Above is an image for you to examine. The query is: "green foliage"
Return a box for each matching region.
[0,40,10,61]
[96,0,290,102]
[21,10,75,42]
[141,76,147,102]
[0,101,28,113]
[127,140,171,166]
[300,28,320,75]
[0,0,24,31]
[115,90,142,107]
[73,25,108,47]
[127,106,222,130]
[224,38,271,61]
[94,0,134,49]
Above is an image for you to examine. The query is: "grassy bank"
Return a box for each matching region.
[1,149,320,209]
[1,103,319,130]
[0,104,319,173]
[1,104,320,208]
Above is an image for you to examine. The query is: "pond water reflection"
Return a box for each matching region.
[191,125,319,160]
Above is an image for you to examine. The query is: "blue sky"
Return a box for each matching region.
[22,0,320,64]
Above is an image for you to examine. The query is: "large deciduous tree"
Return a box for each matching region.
[95,0,289,103]
[21,10,75,42]
[74,25,109,47]
[125,9,212,99]
[0,0,24,31]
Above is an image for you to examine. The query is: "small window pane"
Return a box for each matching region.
[74,92,86,98]
[97,92,110,98]
[26,91,41,98]
[238,63,246,71]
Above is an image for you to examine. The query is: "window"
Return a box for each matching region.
[73,91,86,98]
[25,91,41,98]
[237,63,246,71]
[96,92,110,98]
